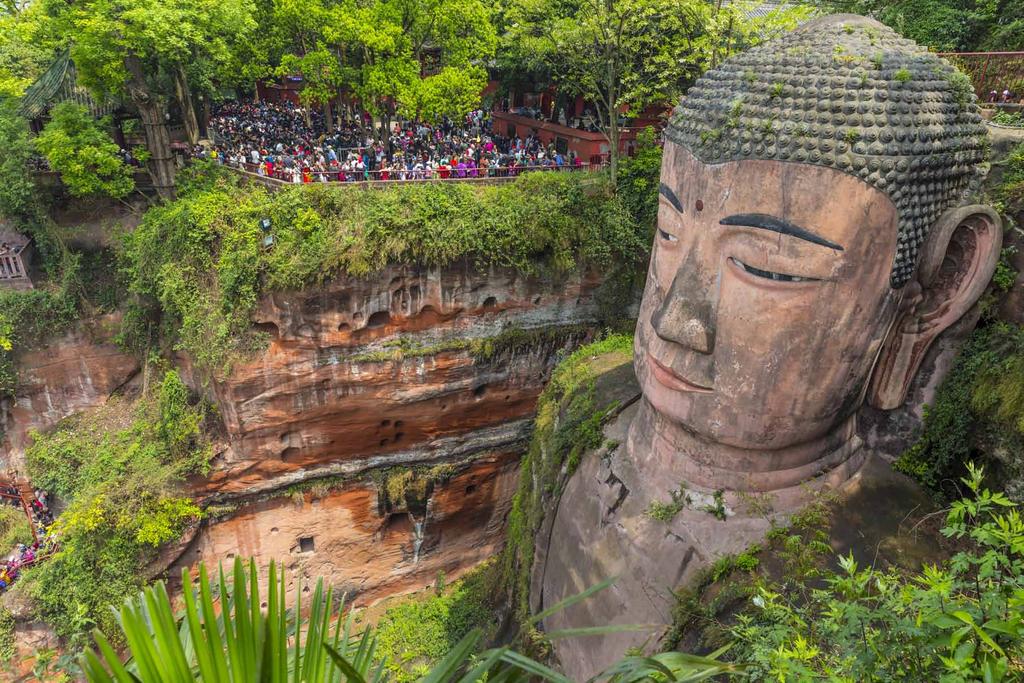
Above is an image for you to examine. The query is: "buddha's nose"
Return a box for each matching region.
[651,268,716,355]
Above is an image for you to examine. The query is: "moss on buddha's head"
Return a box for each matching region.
[665,14,989,287]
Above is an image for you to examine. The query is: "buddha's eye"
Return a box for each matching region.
[731,257,817,283]
[658,229,678,243]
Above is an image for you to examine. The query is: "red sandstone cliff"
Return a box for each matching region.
[4,261,609,608]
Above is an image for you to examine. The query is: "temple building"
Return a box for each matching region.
[0,224,32,290]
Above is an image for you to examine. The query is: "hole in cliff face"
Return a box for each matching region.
[253,321,280,338]
[533,296,542,305]
[482,296,497,310]
[465,484,477,495]
[473,384,487,399]
[504,394,511,401]
[367,311,391,328]
[353,312,364,324]
[394,420,404,428]
[281,447,300,462]
[337,323,351,332]
[296,323,316,338]
[299,536,315,553]
[410,285,421,300]
[394,432,404,443]
[419,305,440,325]
[381,419,391,428]
[440,402,448,411]
[379,438,388,447]
[383,513,412,537]
[271,527,279,534]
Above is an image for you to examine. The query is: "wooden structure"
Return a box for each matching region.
[0,224,32,290]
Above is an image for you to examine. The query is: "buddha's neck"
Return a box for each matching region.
[625,398,862,495]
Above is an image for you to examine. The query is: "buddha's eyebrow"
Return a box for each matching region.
[659,183,684,213]
[719,213,844,251]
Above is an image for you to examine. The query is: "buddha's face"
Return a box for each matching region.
[635,142,904,450]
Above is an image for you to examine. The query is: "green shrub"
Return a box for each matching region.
[0,607,13,663]
[120,170,648,378]
[727,464,1024,681]
[0,505,34,550]
[34,103,134,199]
[896,323,1024,499]
[374,562,499,682]
[499,333,633,648]
[992,110,1024,128]
[19,369,210,647]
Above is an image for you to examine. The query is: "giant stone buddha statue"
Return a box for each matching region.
[535,14,1002,678]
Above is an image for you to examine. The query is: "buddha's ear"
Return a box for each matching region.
[868,204,1002,410]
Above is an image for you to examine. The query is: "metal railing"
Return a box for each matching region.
[939,52,1024,99]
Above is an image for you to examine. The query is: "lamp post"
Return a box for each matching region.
[260,217,274,248]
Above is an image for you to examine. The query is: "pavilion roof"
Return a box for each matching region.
[18,49,119,120]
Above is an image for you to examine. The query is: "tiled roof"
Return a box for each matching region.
[18,49,118,120]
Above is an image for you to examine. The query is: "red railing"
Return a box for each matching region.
[939,52,1024,99]
[228,160,606,186]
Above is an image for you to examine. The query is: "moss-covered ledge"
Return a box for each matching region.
[497,333,636,650]
[120,166,648,379]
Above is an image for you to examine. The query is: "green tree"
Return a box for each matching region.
[0,1,59,98]
[47,0,257,198]
[35,102,135,199]
[501,0,808,182]
[812,0,1022,52]
[0,99,41,224]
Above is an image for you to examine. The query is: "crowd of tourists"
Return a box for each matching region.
[198,100,591,183]
[0,482,56,593]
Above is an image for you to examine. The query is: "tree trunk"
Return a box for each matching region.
[125,54,176,200]
[608,114,619,184]
[200,96,211,139]
[172,64,200,145]
[324,100,334,133]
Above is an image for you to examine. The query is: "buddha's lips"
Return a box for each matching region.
[648,353,712,393]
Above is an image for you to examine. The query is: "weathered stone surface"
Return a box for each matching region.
[192,262,604,496]
[0,313,139,470]
[162,262,610,606]
[535,370,861,679]
[170,452,519,606]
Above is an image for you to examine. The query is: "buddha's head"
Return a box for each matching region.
[635,15,1002,454]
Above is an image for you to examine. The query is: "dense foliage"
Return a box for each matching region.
[895,322,1024,500]
[19,369,211,646]
[499,333,634,651]
[815,0,1022,52]
[374,564,498,682]
[34,102,135,199]
[498,0,808,179]
[722,464,1024,681]
[83,557,739,682]
[120,169,646,377]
